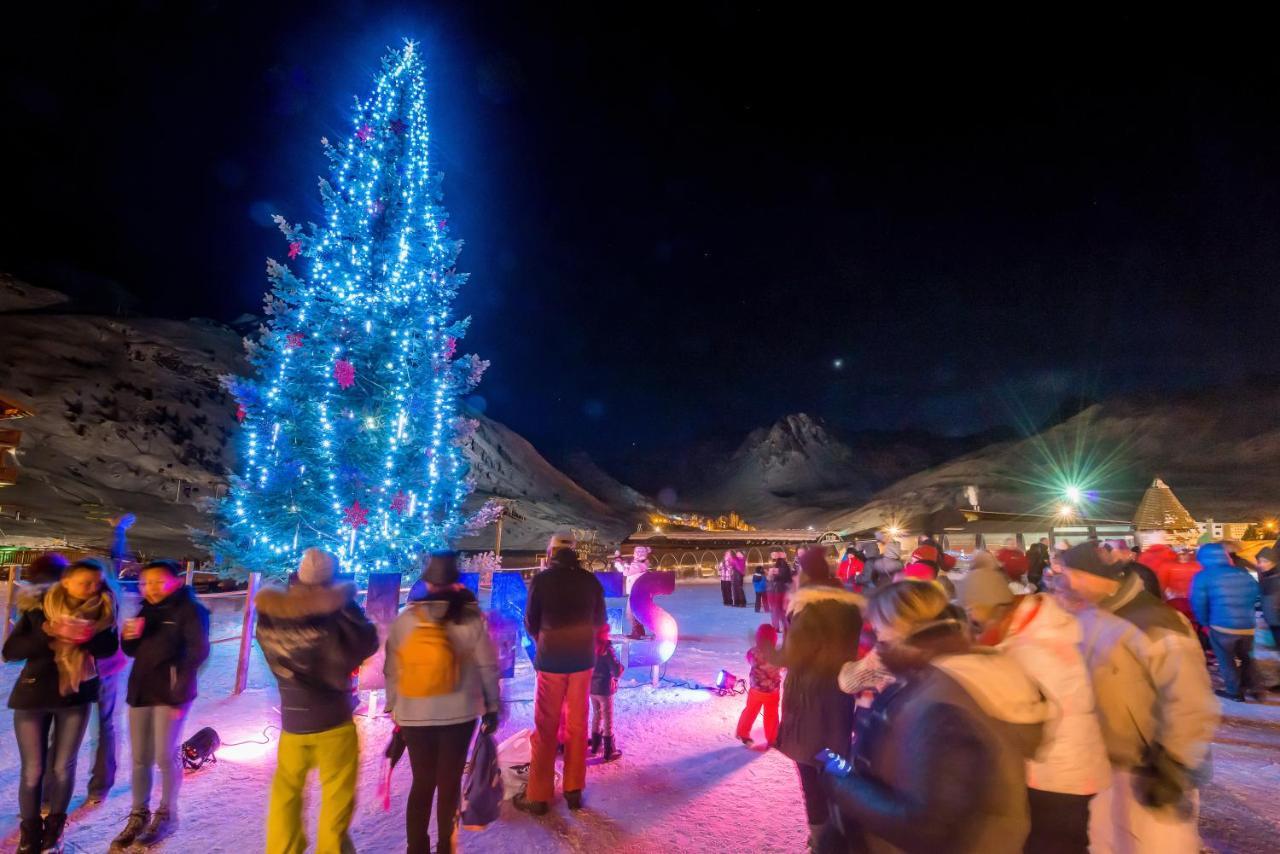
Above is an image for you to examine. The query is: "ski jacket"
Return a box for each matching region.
[590,642,624,696]
[1190,543,1260,632]
[384,587,500,727]
[828,647,1048,854]
[3,583,119,710]
[255,581,379,734]
[752,568,768,593]
[1076,573,1219,772]
[1157,559,1202,600]
[121,585,210,707]
[997,595,1110,795]
[837,553,864,585]
[525,554,607,673]
[1260,567,1280,626]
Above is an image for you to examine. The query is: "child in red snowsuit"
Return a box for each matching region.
[736,624,782,747]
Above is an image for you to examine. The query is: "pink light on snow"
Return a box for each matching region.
[216,737,276,764]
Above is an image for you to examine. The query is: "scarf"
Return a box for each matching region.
[42,584,116,697]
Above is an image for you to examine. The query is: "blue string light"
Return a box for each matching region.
[213,41,491,578]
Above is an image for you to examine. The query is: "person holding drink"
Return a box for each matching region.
[111,559,210,849]
[4,555,119,854]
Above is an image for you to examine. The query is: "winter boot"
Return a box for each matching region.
[603,736,620,761]
[589,732,602,755]
[565,790,583,810]
[110,808,150,850]
[16,818,42,854]
[39,812,66,854]
[135,809,177,846]
[512,789,548,817]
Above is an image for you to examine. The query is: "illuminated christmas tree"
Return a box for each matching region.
[214,41,496,577]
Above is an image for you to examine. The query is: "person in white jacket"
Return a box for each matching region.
[959,553,1110,854]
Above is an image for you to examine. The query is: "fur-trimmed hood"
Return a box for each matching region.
[256,581,357,620]
[15,581,53,613]
[787,583,864,617]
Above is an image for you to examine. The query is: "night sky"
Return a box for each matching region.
[5,6,1279,474]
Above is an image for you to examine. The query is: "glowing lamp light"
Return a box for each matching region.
[715,670,739,691]
[1057,503,1076,518]
[1064,485,1083,504]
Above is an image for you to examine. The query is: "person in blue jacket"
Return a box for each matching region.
[1190,542,1262,701]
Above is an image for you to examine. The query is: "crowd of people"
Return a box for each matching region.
[737,531,1280,853]
[4,528,1274,853]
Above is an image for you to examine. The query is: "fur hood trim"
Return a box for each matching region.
[787,584,864,617]
[16,581,53,613]
[256,581,356,620]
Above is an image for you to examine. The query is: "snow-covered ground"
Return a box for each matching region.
[1,580,1277,853]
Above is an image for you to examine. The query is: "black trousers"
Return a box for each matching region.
[796,761,829,825]
[1025,789,1091,854]
[402,719,477,854]
[720,580,733,605]
[731,575,747,606]
[1209,629,1260,696]
[754,590,764,612]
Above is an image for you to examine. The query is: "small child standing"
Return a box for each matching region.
[589,626,623,761]
[735,624,782,747]
[752,565,767,612]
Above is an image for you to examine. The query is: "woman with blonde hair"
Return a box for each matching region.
[4,556,119,853]
[822,580,1050,854]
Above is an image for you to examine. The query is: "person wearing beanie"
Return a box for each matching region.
[516,540,606,816]
[256,548,379,854]
[1055,542,1218,852]
[385,551,500,853]
[114,559,209,848]
[1190,542,1263,702]
[5,556,118,853]
[960,554,1109,852]
[777,550,863,848]
[1257,547,1280,689]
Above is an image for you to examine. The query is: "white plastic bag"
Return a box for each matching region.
[495,727,557,799]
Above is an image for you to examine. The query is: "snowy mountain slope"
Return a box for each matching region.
[673,413,957,527]
[829,388,1280,532]
[0,280,630,556]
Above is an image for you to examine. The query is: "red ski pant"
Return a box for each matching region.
[735,688,780,744]
[528,669,591,802]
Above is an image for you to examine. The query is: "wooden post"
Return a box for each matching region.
[233,572,262,695]
[494,513,505,558]
[2,564,19,642]
[184,561,195,587]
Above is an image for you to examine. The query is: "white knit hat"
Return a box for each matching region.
[297,548,338,585]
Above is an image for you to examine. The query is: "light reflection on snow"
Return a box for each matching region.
[216,738,277,763]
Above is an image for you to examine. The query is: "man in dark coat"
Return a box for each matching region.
[255,547,379,853]
[515,533,606,815]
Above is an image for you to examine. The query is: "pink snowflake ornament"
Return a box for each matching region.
[444,337,457,359]
[286,332,304,350]
[235,403,247,423]
[287,241,301,260]
[333,359,356,389]
[356,124,372,142]
[343,500,369,529]
[390,491,409,514]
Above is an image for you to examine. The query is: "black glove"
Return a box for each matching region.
[1132,745,1192,814]
[481,711,499,735]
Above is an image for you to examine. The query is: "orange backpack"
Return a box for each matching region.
[396,609,459,697]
